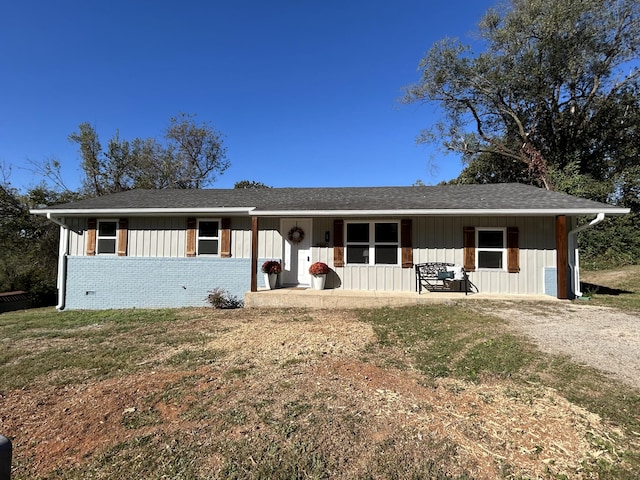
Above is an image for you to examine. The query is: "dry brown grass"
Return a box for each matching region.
[3,307,637,479]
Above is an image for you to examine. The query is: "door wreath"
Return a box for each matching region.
[287,226,305,244]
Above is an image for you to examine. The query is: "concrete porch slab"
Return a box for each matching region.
[244,288,559,309]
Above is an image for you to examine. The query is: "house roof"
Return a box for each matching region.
[31,183,630,217]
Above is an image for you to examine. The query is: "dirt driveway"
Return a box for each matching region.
[472,301,640,390]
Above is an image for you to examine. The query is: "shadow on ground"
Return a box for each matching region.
[581,282,633,296]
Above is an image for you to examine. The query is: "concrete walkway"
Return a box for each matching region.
[244,288,559,309]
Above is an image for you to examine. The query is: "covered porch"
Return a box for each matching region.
[244,287,559,309]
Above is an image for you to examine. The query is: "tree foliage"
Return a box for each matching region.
[69,113,229,196]
[405,0,640,267]
[234,180,272,189]
[0,182,79,304]
[404,0,639,197]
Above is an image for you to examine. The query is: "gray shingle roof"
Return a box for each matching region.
[34,183,628,215]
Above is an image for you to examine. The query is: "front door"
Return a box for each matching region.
[281,219,312,286]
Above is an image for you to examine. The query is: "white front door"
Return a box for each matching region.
[281,219,312,286]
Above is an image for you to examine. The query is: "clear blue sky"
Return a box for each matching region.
[1,1,496,192]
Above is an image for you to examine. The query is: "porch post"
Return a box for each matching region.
[250,216,258,292]
[555,215,568,299]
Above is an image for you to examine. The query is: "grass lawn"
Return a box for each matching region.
[1,269,639,479]
[581,265,640,312]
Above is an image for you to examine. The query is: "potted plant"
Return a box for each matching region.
[261,260,281,290]
[309,261,329,290]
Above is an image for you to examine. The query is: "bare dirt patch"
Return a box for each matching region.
[1,308,633,478]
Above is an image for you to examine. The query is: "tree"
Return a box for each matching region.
[403,0,640,197]
[165,113,230,189]
[234,180,272,189]
[0,181,78,304]
[69,113,229,196]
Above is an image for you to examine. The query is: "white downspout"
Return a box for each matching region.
[568,213,605,298]
[47,213,70,311]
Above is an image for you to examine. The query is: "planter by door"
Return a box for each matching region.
[265,273,278,290]
[311,274,326,290]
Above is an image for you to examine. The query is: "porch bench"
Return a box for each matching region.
[415,262,470,295]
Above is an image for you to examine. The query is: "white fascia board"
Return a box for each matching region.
[251,208,631,217]
[30,207,256,216]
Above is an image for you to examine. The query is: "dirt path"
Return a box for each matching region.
[473,302,640,390]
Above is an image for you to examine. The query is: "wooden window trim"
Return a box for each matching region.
[463,226,475,272]
[506,226,520,273]
[220,217,231,258]
[86,218,97,256]
[401,219,413,268]
[117,218,128,256]
[186,217,196,257]
[333,219,344,267]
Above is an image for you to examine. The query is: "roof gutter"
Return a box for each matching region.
[46,213,69,311]
[31,207,256,217]
[568,213,606,298]
[250,208,630,217]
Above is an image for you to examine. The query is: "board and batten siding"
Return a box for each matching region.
[310,216,556,295]
[66,216,281,260]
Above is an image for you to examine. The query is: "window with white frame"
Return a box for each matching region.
[476,228,506,269]
[197,219,220,255]
[97,220,118,255]
[346,221,399,265]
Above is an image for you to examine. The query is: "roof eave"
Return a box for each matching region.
[30,207,256,217]
[31,207,631,218]
[250,208,631,217]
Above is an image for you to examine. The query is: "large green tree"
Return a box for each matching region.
[69,113,229,196]
[403,0,640,201]
[404,0,640,267]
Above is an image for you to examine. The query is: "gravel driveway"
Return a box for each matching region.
[473,302,640,390]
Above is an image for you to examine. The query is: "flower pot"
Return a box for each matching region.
[311,274,326,290]
[264,273,277,290]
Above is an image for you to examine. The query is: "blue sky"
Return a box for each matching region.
[1,1,496,192]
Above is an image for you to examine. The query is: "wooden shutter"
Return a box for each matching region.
[401,219,413,268]
[333,219,344,267]
[507,226,520,273]
[463,226,476,272]
[86,218,97,256]
[186,217,197,257]
[117,218,128,256]
[220,217,231,258]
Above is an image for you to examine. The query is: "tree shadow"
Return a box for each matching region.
[580,282,633,296]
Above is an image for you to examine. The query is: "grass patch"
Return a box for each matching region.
[0,308,205,389]
[4,297,640,479]
[360,305,534,381]
[581,265,640,312]
[359,304,640,476]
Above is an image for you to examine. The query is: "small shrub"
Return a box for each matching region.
[206,288,243,309]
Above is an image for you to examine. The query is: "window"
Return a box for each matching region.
[346,222,399,265]
[197,219,220,255]
[97,220,117,255]
[476,228,506,269]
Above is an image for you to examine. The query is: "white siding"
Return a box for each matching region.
[128,217,186,257]
[257,217,282,259]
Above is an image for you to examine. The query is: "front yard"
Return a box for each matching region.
[1,268,639,479]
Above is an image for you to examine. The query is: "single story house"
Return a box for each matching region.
[31,183,629,310]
